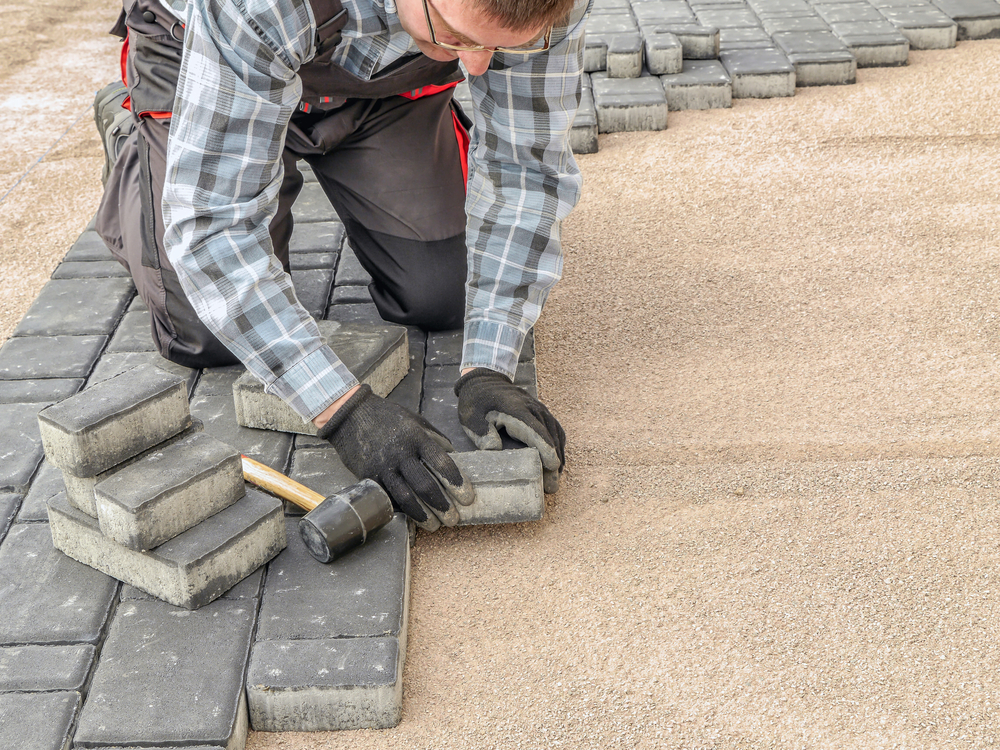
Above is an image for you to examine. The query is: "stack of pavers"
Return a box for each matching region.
[455,0,999,152]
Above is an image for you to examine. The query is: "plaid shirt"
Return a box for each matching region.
[161,0,587,421]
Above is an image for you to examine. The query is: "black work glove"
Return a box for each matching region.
[317,385,475,531]
[455,368,566,494]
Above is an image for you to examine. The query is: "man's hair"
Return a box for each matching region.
[474,0,579,31]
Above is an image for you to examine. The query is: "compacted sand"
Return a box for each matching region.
[2,2,1000,747]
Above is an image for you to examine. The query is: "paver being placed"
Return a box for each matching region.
[10,277,132,338]
[721,47,797,97]
[0,691,80,750]
[0,644,95,691]
[452,449,545,524]
[94,431,243,551]
[74,598,253,748]
[48,488,285,610]
[0,523,118,645]
[0,334,107,380]
[37,363,190,477]
[234,320,409,435]
[0,377,82,404]
[0,402,50,494]
[592,72,669,132]
[661,59,733,109]
[248,515,410,730]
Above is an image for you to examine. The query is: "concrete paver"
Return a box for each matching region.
[0,691,80,750]
[0,644,95,692]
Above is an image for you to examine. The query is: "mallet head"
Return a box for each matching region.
[298,479,394,563]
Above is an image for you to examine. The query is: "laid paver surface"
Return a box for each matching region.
[1,0,999,746]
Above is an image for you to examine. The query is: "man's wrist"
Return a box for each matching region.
[313,384,363,429]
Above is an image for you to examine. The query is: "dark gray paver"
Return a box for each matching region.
[420,386,477,451]
[37,363,190,477]
[720,25,779,48]
[18,459,64,521]
[63,231,114,262]
[105,308,156,353]
[0,377,82,404]
[696,7,764,26]
[189,394,293,471]
[0,402,49,494]
[87,350,199,394]
[193,364,246,397]
[452,449,545,524]
[0,644,95,691]
[287,446,361,517]
[247,637,404,731]
[74,598,253,748]
[290,266,334,319]
[0,334,107,380]
[48,488,285,610]
[290,251,338,271]
[661,59,733,110]
[50,260,130,279]
[10,278,132,338]
[331,284,374,304]
[94,432,244,551]
[335,244,374,286]
[721,47,797,97]
[122,566,264,601]
[425,328,534,368]
[0,691,80,750]
[0,494,17,543]
[0,522,118,645]
[829,20,910,66]
[324,301,384,326]
[772,30,857,85]
[288,221,345,253]
[592,72,669,132]
[290,182,339,223]
[257,515,408,640]
[877,4,958,46]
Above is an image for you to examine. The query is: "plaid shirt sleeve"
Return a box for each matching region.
[460,0,590,381]
[161,0,360,422]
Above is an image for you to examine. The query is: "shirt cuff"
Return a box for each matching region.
[265,345,360,423]
[461,319,525,381]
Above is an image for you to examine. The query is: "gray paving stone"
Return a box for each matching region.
[645,29,684,74]
[11,278,132,337]
[74,598,253,747]
[87,351,198,394]
[331,284,374,304]
[661,59,733,109]
[720,25,778,48]
[452,448,545,524]
[288,220,345,253]
[0,334,107,380]
[584,19,644,77]
[0,522,117,645]
[324,301,384,324]
[49,260,131,279]
[631,1,698,24]
[420,386,477,451]
[290,266,334,319]
[721,47,797,96]
[815,2,888,23]
[291,182,339,223]
[0,377,82,404]
[385,363,424,413]
[424,360,538,397]
[122,566,263,602]
[233,320,409,435]
[831,21,910,64]
[592,72,669,132]
[0,644,95,691]
[94,432,244,551]
[0,494,18,543]
[932,0,1000,38]
[64,231,115,262]
[696,7,764,26]
[878,5,958,46]
[189,393,293,471]
[247,637,404,731]
[763,14,833,32]
[47,488,285,610]
[0,403,49,494]
[192,364,246,397]
[18,459,64,521]
[772,30,857,84]
[289,251,337,270]
[0,691,80,750]
[287,447,360,517]
[645,22,722,57]
[105,308,156,353]
[37,363,191,477]
[750,0,817,17]
[425,328,535,367]
[63,420,205,517]
[571,83,599,155]
[334,244,374,286]
[299,161,318,181]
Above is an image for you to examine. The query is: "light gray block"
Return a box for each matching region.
[0,691,80,750]
[0,402,50,494]
[696,8,762,27]
[584,17,642,73]
[331,284,374,305]
[193,365,246,397]
[37,363,190,478]
[452,449,544,525]
[95,432,244,551]
[720,26,780,49]
[233,320,409,436]
[720,48,796,97]
[592,72,669,132]
[645,30,684,74]
[63,420,205,517]
[74,599,252,748]
[0,644,95,691]
[247,637,404,731]
[122,566,263,602]
[0,378,82,405]
[47,488,286,610]
[0,523,118,645]
[661,59,733,110]
[11,278,133,337]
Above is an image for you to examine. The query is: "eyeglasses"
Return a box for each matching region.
[421,0,552,54]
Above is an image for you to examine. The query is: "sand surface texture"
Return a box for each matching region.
[2,0,999,747]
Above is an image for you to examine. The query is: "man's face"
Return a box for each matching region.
[396,0,549,76]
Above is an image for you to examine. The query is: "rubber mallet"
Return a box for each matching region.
[241,455,394,563]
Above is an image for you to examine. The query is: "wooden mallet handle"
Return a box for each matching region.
[241,455,323,512]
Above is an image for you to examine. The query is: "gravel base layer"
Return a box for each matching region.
[3,0,1000,747]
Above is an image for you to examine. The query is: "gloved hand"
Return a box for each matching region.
[317,385,475,531]
[455,368,566,494]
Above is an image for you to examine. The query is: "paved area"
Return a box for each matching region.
[1,0,999,746]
